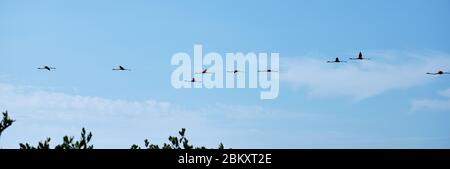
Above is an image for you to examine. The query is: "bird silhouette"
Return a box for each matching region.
[327,57,347,63]
[227,70,244,75]
[37,66,56,71]
[258,69,278,73]
[426,70,450,75]
[195,69,211,74]
[112,66,131,71]
[185,77,202,83]
[349,52,370,60]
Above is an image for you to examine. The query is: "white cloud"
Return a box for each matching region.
[0,82,294,148]
[0,83,175,121]
[281,51,450,100]
[411,99,450,112]
[0,82,212,148]
[438,88,450,98]
[411,88,450,112]
[1,82,448,148]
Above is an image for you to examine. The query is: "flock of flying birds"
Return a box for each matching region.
[36,52,450,83]
[326,52,450,75]
[37,65,131,71]
[37,63,278,84]
[326,52,371,63]
[186,66,278,83]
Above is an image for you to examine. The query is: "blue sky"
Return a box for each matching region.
[1,0,450,148]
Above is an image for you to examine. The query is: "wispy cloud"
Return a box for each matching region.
[0,83,175,120]
[438,88,450,98]
[0,82,297,148]
[1,82,448,148]
[0,82,209,148]
[281,51,450,100]
[411,88,450,112]
[0,74,8,79]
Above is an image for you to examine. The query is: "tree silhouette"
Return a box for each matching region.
[131,128,225,149]
[19,128,94,149]
[2,110,225,149]
[0,110,15,143]
[19,138,51,149]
